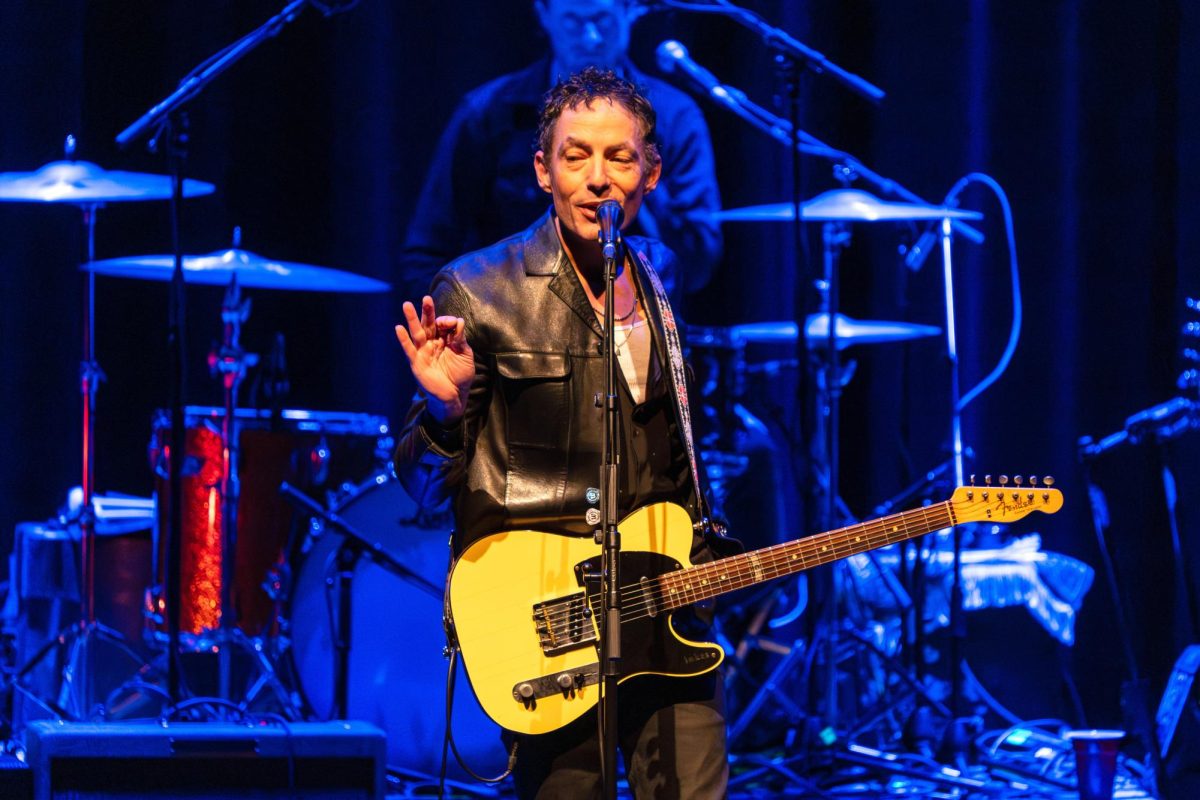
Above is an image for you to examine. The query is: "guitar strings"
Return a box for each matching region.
[531,501,964,633]
[508,495,1049,644]
[535,502,957,630]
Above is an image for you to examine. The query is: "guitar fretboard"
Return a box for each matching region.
[655,501,956,611]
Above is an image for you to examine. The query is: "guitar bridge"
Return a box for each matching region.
[533,592,597,657]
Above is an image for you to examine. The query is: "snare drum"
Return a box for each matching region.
[148,406,392,637]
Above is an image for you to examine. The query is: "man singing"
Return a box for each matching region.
[395,68,731,799]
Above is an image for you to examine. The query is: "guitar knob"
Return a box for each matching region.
[517,683,535,700]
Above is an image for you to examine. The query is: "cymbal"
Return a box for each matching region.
[801,313,941,348]
[695,188,982,224]
[0,160,215,204]
[687,313,941,350]
[84,248,390,293]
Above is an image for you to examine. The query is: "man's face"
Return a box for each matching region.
[536,0,638,74]
[534,99,661,249]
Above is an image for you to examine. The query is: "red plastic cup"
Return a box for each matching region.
[1066,729,1125,800]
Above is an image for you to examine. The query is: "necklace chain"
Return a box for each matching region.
[592,295,637,322]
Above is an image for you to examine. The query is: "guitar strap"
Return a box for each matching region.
[633,248,710,523]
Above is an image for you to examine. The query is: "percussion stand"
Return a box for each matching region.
[209,275,254,702]
[14,139,144,721]
[195,280,305,718]
[808,216,876,753]
[59,193,114,720]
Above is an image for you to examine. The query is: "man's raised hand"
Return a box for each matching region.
[395,296,475,425]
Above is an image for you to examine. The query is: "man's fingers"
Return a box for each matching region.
[421,295,437,334]
[434,315,468,351]
[402,300,427,347]
[394,324,419,363]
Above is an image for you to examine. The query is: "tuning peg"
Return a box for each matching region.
[984,474,993,486]
[1043,476,1055,487]
[969,473,976,486]
[1013,475,1023,486]
[999,475,1009,486]
[1029,475,1038,487]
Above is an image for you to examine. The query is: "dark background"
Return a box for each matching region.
[2,0,1197,736]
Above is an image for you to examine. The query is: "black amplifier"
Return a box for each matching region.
[25,720,386,799]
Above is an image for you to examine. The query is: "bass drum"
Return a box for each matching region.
[290,473,505,778]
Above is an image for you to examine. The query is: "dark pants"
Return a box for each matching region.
[504,672,728,800]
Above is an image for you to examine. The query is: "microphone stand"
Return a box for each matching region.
[707,0,885,103]
[597,222,623,800]
[657,38,984,244]
[114,0,322,706]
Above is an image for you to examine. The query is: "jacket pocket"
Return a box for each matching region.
[495,352,572,516]
[495,352,571,448]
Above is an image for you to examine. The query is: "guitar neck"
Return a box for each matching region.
[657,501,956,610]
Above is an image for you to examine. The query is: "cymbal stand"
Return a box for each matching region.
[201,277,298,718]
[811,219,853,737]
[68,189,103,719]
[26,140,112,719]
[936,217,970,735]
[210,274,254,701]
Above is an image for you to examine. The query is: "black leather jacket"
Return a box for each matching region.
[395,213,727,557]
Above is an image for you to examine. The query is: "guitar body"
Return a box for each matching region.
[448,502,722,735]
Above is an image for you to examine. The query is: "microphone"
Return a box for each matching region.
[904,226,938,272]
[657,40,725,96]
[596,199,623,261]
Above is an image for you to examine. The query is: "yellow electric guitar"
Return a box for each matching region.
[448,481,1063,735]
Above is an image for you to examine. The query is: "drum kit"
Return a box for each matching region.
[0,142,506,777]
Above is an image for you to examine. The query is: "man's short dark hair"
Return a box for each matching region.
[536,67,661,167]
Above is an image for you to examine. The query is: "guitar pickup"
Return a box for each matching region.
[512,664,600,707]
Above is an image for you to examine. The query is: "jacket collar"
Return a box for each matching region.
[523,212,603,338]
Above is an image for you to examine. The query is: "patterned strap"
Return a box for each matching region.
[633,249,708,520]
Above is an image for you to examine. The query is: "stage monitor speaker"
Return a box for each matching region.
[25,720,386,800]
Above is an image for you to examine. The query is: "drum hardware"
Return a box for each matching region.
[212,273,253,703]
[0,136,215,721]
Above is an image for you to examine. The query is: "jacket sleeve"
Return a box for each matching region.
[393,272,489,511]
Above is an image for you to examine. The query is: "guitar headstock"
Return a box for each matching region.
[950,474,1063,524]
